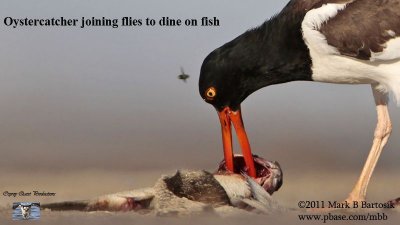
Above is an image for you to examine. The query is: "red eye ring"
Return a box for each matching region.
[205,87,217,100]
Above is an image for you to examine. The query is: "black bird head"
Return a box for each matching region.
[199,39,263,112]
[198,36,267,177]
[199,12,312,178]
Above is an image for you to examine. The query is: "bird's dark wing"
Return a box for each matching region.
[31,203,40,207]
[320,0,400,60]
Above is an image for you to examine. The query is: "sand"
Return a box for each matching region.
[1,169,399,225]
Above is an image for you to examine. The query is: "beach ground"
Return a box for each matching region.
[1,169,399,225]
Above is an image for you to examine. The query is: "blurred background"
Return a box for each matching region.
[0,0,399,206]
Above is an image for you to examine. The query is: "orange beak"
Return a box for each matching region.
[217,106,256,177]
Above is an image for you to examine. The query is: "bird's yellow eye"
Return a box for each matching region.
[205,87,217,100]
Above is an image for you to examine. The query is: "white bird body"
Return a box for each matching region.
[302,1,400,102]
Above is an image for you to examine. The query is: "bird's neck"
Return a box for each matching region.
[228,10,313,92]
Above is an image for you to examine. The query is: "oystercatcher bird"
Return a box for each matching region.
[199,0,400,202]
